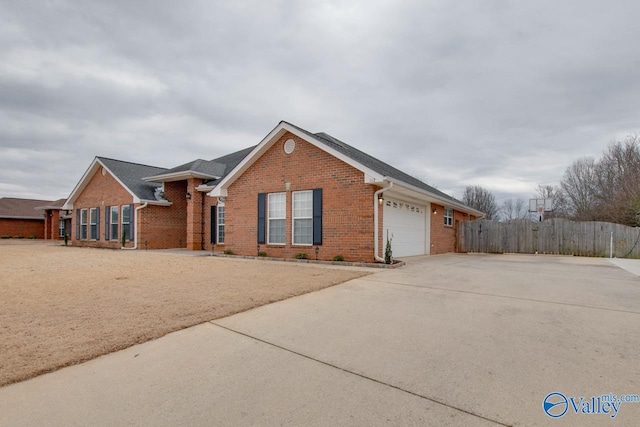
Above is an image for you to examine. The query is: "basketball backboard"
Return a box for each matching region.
[528,198,553,212]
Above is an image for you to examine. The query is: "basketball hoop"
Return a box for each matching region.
[537,206,544,215]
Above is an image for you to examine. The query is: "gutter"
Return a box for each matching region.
[374,182,393,263]
[122,202,148,250]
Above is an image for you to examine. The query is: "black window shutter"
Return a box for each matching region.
[105,206,110,240]
[96,207,100,241]
[257,193,266,244]
[210,206,217,244]
[129,203,134,241]
[313,188,322,245]
[76,209,80,239]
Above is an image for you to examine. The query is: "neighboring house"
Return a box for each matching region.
[35,199,68,240]
[0,197,54,238]
[63,121,483,261]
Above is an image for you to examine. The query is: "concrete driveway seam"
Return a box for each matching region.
[363,279,640,316]
[209,321,513,427]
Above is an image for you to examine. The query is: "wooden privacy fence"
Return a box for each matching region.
[457,218,640,259]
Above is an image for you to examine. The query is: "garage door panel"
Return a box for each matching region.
[384,198,428,257]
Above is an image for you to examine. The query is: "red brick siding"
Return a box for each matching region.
[223,132,378,262]
[138,180,188,249]
[72,168,135,248]
[0,218,44,238]
[429,204,473,254]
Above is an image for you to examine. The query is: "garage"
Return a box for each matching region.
[383,197,429,257]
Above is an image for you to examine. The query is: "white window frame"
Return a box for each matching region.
[110,206,119,241]
[217,204,225,244]
[89,208,98,240]
[58,218,65,237]
[292,190,313,245]
[121,205,131,241]
[267,192,286,245]
[444,207,453,227]
[80,208,88,240]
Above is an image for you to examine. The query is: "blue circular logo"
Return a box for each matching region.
[543,392,568,418]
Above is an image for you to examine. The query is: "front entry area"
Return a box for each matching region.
[383,197,429,257]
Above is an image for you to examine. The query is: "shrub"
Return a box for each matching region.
[294,252,308,259]
[332,255,345,262]
[1,235,11,239]
[258,251,268,257]
[223,249,234,255]
[14,235,24,239]
[28,235,36,239]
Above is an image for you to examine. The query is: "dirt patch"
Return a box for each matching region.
[0,241,370,387]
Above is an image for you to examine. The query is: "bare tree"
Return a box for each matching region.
[593,135,640,226]
[462,185,498,220]
[499,198,529,221]
[535,184,569,219]
[560,157,599,221]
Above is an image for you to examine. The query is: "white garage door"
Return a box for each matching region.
[383,198,429,257]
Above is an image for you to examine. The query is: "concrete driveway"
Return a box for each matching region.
[1,254,639,426]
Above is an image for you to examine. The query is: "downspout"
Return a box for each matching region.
[374,181,393,263]
[122,202,148,250]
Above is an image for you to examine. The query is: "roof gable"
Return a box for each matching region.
[64,157,168,209]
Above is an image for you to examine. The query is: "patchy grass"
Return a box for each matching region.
[0,242,370,387]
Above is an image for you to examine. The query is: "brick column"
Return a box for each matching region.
[186,178,203,250]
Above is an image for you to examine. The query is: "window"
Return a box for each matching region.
[80,209,88,240]
[444,207,453,226]
[110,206,119,240]
[267,193,286,244]
[293,190,313,245]
[217,205,225,244]
[122,205,131,241]
[89,208,98,240]
[58,218,65,237]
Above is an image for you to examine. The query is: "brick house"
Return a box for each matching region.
[63,121,482,261]
[0,197,64,239]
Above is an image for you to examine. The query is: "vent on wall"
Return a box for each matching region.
[284,139,296,154]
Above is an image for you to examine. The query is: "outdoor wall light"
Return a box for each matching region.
[378,194,384,205]
[186,192,192,200]
[432,208,437,214]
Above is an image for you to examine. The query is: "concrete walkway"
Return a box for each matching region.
[1,254,639,426]
[609,257,640,277]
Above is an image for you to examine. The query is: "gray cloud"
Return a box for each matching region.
[1,0,639,204]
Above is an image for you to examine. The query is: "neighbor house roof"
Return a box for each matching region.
[0,197,53,220]
[34,198,67,211]
[209,121,484,217]
[63,158,170,209]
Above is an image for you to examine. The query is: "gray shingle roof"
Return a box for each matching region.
[0,197,53,219]
[150,159,227,178]
[98,158,168,201]
[284,122,463,205]
[203,146,256,186]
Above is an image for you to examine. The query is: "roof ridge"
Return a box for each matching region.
[97,156,168,171]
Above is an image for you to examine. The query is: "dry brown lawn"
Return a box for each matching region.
[0,241,370,387]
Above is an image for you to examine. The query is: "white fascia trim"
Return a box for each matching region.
[143,171,220,183]
[385,177,485,217]
[140,199,172,206]
[63,158,140,210]
[208,121,385,197]
[196,184,215,193]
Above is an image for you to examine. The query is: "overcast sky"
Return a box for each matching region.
[1,1,639,205]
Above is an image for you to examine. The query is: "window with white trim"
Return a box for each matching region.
[444,207,453,226]
[110,206,119,240]
[217,205,225,244]
[121,205,131,241]
[80,209,88,240]
[267,193,286,244]
[58,218,65,237]
[293,190,313,245]
[89,208,98,240]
